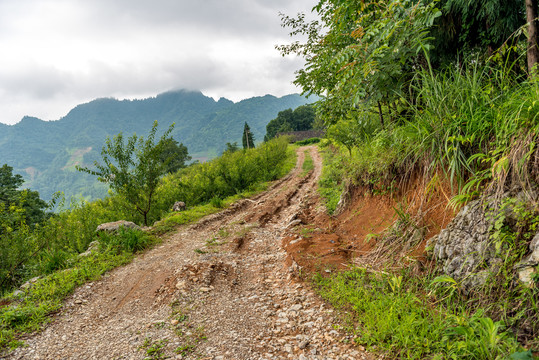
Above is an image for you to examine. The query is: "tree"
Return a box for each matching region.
[77,121,174,226]
[242,122,255,150]
[0,164,24,204]
[158,138,191,174]
[278,0,441,127]
[0,164,48,229]
[265,105,316,140]
[223,142,240,154]
[428,0,525,65]
[526,0,539,75]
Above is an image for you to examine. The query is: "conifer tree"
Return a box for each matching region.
[242,122,255,150]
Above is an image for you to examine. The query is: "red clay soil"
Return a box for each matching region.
[282,171,455,276]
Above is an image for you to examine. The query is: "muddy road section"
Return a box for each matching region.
[8,146,369,360]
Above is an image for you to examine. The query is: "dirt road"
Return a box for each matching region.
[8,146,369,360]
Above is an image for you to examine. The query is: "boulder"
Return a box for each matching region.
[428,191,538,292]
[96,220,140,232]
[172,201,186,212]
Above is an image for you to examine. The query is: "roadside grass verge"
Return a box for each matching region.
[318,147,345,214]
[301,150,314,177]
[314,267,529,360]
[0,229,152,351]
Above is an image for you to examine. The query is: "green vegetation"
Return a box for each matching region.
[301,150,314,177]
[295,137,321,146]
[0,135,295,352]
[0,90,310,202]
[242,122,255,150]
[139,338,168,360]
[281,0,539,357]
[315,268,525,360]
[158,137,191,174]
[0,228,150,351]
[264,104,319,140]
[77,121,175,226]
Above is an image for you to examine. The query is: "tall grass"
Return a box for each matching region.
[324,62,539,203]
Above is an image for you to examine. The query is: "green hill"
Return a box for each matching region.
[0,90,311,201]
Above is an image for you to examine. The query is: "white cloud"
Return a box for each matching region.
[0,0,318,124]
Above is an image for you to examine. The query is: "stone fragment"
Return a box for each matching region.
[79,240,100,257]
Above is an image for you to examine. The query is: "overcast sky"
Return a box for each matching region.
[0,0,318,125]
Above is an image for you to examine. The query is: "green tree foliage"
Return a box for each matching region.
[158,138,191,174]
[0,165,49,290]
[223,142,240,154]
[429,0,525,65]
[0,164,48,230]
[77,121,174,226]
[278,0,441,126]
[265,104,317,140]
[242,122,255,150]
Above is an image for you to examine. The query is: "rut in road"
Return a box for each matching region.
[8,146,370,360]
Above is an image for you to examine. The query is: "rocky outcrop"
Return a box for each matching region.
[514,232,539,286]
[96,220,140,232]
[428,191,538,292]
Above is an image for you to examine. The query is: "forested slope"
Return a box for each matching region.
[0,90,310,201]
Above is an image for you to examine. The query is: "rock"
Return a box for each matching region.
[79,240,100,257]
[20,276,40,290]
[299,340,309,349]
[285,219,302,229]
[175,280,187,290]
[96,220,140,233]
[428,196,507,292]
[199,287,211,292]
[289,304,302,312]
[516,266,536,287]
[429,192,539,292]
[172,201,186,212]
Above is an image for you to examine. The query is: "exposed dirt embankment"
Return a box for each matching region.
[282,171,454,276]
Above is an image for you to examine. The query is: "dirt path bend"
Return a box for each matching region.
[8,146,370,360]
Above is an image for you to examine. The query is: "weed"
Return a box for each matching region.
[139,338,168,360]
[299,227,315,238]
[217,227,230,238]
[175,344,195,356]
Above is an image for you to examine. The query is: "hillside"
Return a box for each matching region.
[0,90,311,201]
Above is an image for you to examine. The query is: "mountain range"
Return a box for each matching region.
[0,90,311,202]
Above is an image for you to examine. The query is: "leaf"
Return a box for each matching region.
[509,350,534,360]
[431,275,458,286]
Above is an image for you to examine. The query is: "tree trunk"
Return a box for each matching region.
[526,0,539,76]
[377,101,384,128]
